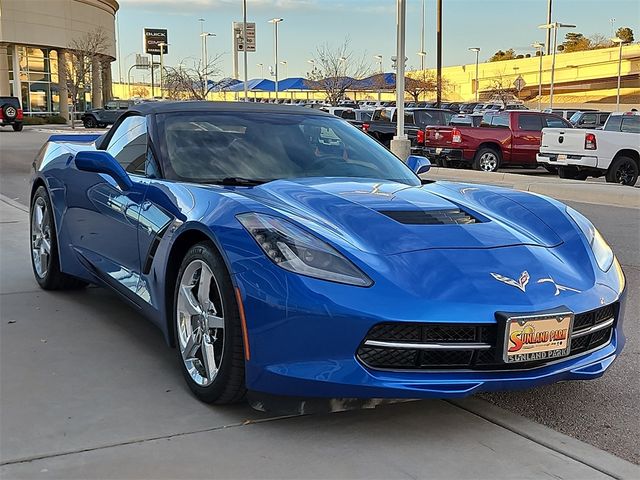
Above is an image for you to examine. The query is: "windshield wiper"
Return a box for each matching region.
[215,177,272,186]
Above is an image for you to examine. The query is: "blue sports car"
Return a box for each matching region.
[30,102,626,407]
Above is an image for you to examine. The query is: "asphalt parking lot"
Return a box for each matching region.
[1,126,638,476]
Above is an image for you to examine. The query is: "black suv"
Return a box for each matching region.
[0,97,24,132]
[82,99,135,128]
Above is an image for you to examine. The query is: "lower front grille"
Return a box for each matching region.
[357,304,617,371]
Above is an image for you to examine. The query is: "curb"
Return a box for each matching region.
[449,398,640,480]
[0,194,28,213]
[424,168,640,209]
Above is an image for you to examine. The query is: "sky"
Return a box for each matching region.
[114,0,640,84]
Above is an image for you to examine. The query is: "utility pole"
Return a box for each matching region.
[545,0,553,55]
[242,0,249,101]
[418,0,426,71]
[436,0,442,107]
[469,47,480,102]
[390,0,411,162]
[532,42,544,111]
[539,22,576,109]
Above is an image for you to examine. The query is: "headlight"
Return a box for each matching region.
[237,213,373,287]
[566,206,614,271]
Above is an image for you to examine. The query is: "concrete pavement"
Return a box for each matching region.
[1,195,639,479]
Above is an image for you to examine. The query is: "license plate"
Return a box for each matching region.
[435,148,442,155]
[557,154,567,161]
[504,312,573,363]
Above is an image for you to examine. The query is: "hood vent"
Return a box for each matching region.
[379,209,479,225]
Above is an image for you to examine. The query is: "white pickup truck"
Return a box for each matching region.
[537,111,639,186]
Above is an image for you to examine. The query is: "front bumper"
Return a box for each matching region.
[537,153,599,169]
[235,256,626,400]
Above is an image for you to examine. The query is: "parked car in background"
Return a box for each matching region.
[459,102,479,114]
[537,111,640,185]
[363,107,454,149]
[423,110,572,171]
[569,111,611,129]
[542,108,598,120]
[449,113,483,127]
[0,96,24,131]
[82,99,135,128]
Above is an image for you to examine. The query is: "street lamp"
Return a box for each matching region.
[419,0,426,71]
[268,18,284,100]
[200,32,215,99]
[374,54,383,102]
[532,42,545,111]
[469,47,480,102]
[280,61,288,78]
[538,22,576,109]
[158,42,168,99]
[610,36,628,112]
[257,63,264,78]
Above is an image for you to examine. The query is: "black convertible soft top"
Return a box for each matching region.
[129,101,332,117]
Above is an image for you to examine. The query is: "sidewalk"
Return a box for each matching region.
[424,168,640,209]
[1,196,638,479]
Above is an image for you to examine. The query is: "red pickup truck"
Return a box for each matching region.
[421,111,572,172]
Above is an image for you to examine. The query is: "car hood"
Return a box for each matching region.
[230,178,562,255]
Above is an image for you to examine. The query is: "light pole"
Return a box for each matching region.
[538,22,576,109]
[532,42,544,111]
[374,54,383,102]
[610,18,616,38]
[242,0,249,102]
[257,63,264,78]
[158,42,168,99]
[280,61,288,79]
[469,47,480,102]
[418,0,426,71]
[198,18,205,70]
[200,32,215,99]
[268,18,283,100]
[611,37,627,112]
[391,0,410,161]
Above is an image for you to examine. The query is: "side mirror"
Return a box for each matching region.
[75,150,133,190]
[407,155,431,175]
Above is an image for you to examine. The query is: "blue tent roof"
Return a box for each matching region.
[277,77,311,90]
[353,72,396,89]
[227,78,276,92]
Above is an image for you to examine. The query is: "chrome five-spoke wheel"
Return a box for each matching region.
[176,259,225,387]
[479,152,498,172]
[31,196,51,278]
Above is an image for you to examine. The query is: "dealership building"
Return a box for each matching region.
[0,0,119,117]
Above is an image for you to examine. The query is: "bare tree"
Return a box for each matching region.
[66,28,111,112]
[486,71,516,107]
[131,85,149,98]
[163,57,223,100]
[306,38,370,105]
[405,69,444,102]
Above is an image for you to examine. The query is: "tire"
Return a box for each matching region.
[83,116,97,128]
[173,242,246,404]
[473,147,501,172]
[12,123,23,132]
[30,187,88,290]
[542,165,558,174]
[1,103,17,121]
[605,156,639,186]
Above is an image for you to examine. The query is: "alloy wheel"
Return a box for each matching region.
[615,160,635,185]
[176,259,225,387]
[31,197,51,278]
[479,152,498,172]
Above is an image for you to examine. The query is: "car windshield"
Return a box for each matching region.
[158,111,421,186]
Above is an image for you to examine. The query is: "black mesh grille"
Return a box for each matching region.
[357,304,616,371]
[379,209,479,225]
[573,303,615,331]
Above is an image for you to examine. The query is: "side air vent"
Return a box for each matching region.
[378,209,479,225]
